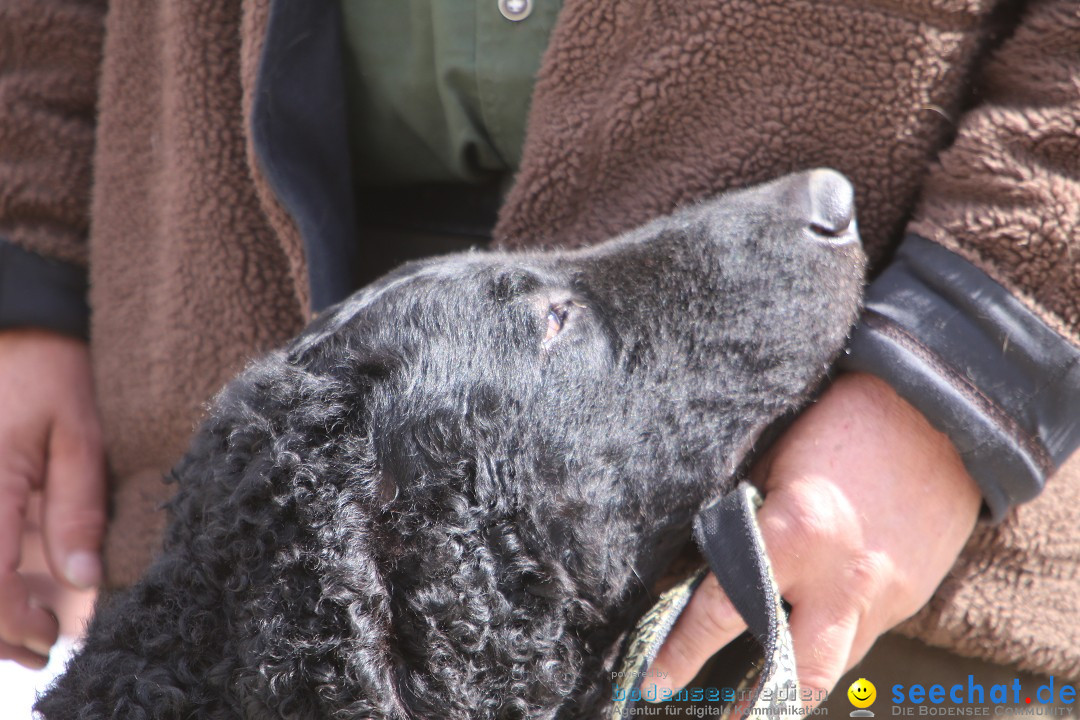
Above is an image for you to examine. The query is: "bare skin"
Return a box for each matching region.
[0,329,106,668]
[646,372,982,706]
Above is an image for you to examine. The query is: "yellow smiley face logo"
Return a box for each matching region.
[848,678,877,708]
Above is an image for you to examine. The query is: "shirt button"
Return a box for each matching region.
[498,0,533,22]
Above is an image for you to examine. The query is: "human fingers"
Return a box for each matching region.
[0,329,97,663]
[0,637,52,670]
[41,412,106,591]
[785,601,860,709]
[755,472,902,707]
[0,472,59,665]
[644,572,748,698]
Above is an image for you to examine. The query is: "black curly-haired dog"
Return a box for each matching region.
[37,170,864,720]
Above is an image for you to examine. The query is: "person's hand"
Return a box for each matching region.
[646,372,981,706]
[0,329,106,668]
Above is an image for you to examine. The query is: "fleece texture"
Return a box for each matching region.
[87,0,307,583]
[907,0,1080,342]
[0,0,102,265]
[0,0,1077,677]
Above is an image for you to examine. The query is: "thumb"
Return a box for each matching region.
[41,417,106,590]
[643,573,747,699]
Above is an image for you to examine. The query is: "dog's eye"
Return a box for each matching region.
[543,300,587,346]
[544,304,570,344]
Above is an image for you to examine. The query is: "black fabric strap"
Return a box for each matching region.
[692,484,799,714]
[0,237,89,340]
[693,486,783,665]
[840,234,1080,521]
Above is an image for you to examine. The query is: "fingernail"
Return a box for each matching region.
[26,637,52,658]
[643,678,673,704]
[65,551,102,589]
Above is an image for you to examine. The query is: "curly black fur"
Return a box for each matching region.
[37,173,865,719]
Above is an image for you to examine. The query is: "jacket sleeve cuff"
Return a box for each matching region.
[838,235,1080,522]
[0,237,89,340]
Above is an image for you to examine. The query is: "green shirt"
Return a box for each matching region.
[340,1,562,188]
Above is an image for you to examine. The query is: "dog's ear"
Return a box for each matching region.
[39,281,413,719]
[37,341,400,719]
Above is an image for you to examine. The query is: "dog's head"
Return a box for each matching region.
[38,170,864,720]
[293,170,861,535]
[272,169,861,713]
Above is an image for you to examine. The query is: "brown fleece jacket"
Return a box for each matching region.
[1,0,1078,679]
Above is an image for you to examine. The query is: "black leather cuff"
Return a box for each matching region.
[0,237,89,340]
[840,235,1080,522]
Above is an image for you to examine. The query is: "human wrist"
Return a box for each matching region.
[0,328,90,361]
[833,371,982,515]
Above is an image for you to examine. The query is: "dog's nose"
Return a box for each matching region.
[745,168,858,243]
[794,168,855,239]
[804,169,854,237]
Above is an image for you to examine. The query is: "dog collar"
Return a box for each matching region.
[611,482,800,720]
